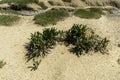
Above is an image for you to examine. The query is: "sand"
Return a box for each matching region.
[0,14,120,80]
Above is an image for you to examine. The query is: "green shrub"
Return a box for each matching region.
[65,24,109,56]
[26,28,59,60]
[26,24,109,60]
[37,2,48,9]
[62,0,71,2]
[0,15,20,26]
[74,8,104,19]
[0,60,6,68]
[65,24,87,45]
[34,9,69,26]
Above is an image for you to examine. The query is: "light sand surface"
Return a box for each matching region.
[0,15,120,80]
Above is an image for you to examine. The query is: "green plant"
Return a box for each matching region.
[26,32,47,60]
[26,28,59,61]
[42,28,59,47]
[62,0,71,2]
[74,8,104,19]
[65,24,109,56]
[37,2,48,9]
[34,9,69,26]
[0,15,20,26]
[0,60,6,68]
[65,24,87,45]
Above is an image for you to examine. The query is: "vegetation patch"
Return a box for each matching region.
[26,28,59,61]
[65,24,109,56]
[34,9,69,26]
[26,24,109,70]
[74,8,104,19]
[26,24,109,60]
[37,2,48,10]
[0,15,20,26]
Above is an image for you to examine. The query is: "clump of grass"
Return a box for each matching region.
[37,2,48,10]
[74,8,104,19]
[34,9,69,26]
[26,28,59,61]
[62,0,71,2]
[0,60,6,68]
[0,15,20,26]
[65,24,109,56]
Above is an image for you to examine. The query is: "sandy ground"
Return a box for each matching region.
[0,14,120,80]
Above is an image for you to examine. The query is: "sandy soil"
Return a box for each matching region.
[0,14,120,80]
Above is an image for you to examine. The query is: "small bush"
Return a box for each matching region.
[34,9,69,26]
[37,2,48,9]
[65,24,109,56]
[0,60,6,68]
[62,0,71,2]
[26,28,59,60]
[74,8,104,19]
[0,15,20,26]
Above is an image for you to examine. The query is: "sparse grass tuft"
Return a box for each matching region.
[0,15,20,26]
[74,8,104,19]
[34,9,69,26]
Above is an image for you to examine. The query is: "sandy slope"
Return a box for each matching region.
[0,15,120,80]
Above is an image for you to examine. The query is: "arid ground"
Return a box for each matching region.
[0,0,120,80]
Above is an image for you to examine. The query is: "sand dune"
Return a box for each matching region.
[0,14,120,80]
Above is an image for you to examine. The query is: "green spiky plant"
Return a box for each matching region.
[42,28,59,47]
[65,24,109,56]
[26,28,59,61]
[65,24,87,45]
[26,32,47,60]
